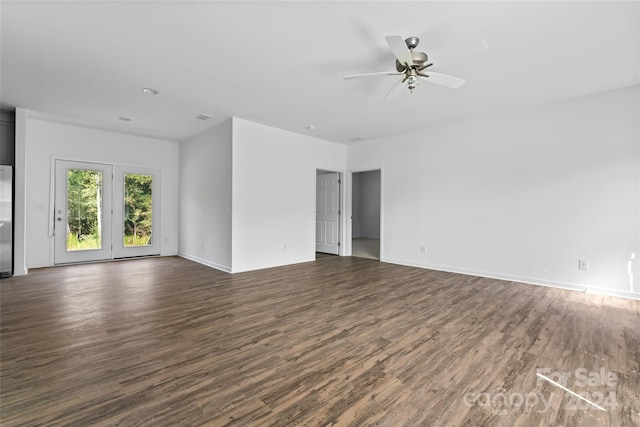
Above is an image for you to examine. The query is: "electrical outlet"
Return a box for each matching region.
[420,245,426,254]
[578,259,589,271]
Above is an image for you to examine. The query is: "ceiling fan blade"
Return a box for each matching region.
[384,78,407,100]
[454,38,489,57]
[420,71,466,88]
[432,38,489,63]
[343,71,401,80]
[385,35,414,67]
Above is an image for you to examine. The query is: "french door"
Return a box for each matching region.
[54,160,160,264]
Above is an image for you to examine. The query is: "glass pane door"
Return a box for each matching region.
[54,160,113,264]
[113,166,160,258]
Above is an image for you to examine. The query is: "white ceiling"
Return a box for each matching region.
[1,1,638,144]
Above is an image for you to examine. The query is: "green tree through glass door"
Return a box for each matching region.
[123,173,153,247]
[66,169,103,251]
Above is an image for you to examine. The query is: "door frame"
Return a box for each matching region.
[345,167,384,260]
[52,158,161,264]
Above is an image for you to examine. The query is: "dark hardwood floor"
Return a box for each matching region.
[1,256,639,426]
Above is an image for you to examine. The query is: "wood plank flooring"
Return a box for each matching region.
[1,256,639,426]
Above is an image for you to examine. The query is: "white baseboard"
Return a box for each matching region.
[178,252,231,273]
[381,258,640,301]
[584,286,640,300]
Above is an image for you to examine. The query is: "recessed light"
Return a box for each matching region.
[196,114,212,121]
[306,125,316,131]
[118,116,132,121]
[141,87,159,95]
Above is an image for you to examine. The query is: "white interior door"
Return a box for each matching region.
[316,172,340,255]
[112,166,160,258]
[54,160,113,264]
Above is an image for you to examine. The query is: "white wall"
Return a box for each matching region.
[348,86,640,299]
[23,117,180,268]
[179,119,233,272]
[231,118,346,273]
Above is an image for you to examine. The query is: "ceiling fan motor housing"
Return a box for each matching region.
[405,37,420,49]
[395,50,428,72]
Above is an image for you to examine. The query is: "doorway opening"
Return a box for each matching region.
[351,170,380,260]
[315,169,341,259]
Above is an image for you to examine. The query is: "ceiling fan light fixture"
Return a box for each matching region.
[407,73,419,92]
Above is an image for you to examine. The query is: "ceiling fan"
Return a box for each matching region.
[344,35,487,99]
